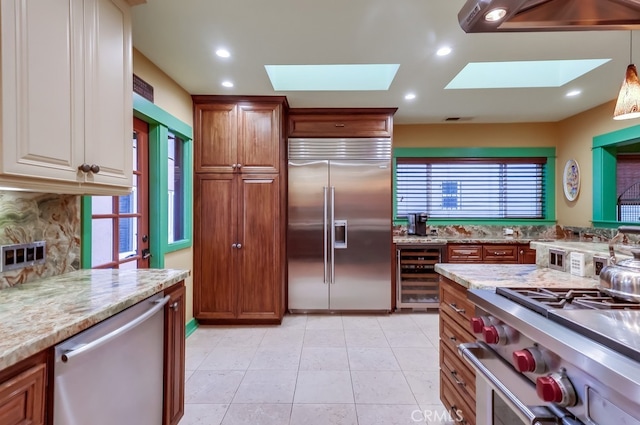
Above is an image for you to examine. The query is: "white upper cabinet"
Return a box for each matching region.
[0,0,133,194]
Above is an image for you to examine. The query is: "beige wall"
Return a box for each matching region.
[556,100,638,227]
[394,122,558,148]
[133,49,195,322]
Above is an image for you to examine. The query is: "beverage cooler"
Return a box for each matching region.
[396,244,444,309]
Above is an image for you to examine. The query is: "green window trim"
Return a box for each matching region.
[592,124,640,228]
[392,147,556,226]
[81,94,193,269]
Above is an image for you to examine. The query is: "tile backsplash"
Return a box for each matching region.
[0,192,80,289]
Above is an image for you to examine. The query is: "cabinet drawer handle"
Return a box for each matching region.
[90,164,100,174]
[450,370,465,386]
[448,303,465,314]
[449,335,457,342]
[78,163,91,173]
[456,250,476,255]
[491,251,507,256]
[334,123,345,127]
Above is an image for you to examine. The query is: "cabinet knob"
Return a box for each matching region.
[236,243,242,249]
[170,302,179,311]
[232,243,237,248]
[520,250,524,255]
[90,164,100,174]
[232,164,237,169]
[237,163,242,169]
[78,163,91,173]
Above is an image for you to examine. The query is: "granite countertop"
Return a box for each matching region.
[394,236,541,244]
[0,268,189,371]
[435,263,598,290]
[530,240,612,255]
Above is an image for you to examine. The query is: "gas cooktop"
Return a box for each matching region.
[496,287,640,361]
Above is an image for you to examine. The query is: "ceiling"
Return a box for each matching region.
[131,0,640,124]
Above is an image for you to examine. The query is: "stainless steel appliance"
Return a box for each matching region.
[53,293,168,425]
[288,138,391,311]
[396,243,445,309]
[458,0,640,33]
[459,287,640,425]
[415,212,429,236]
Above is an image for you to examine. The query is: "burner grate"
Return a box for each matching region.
[496,287,640,313]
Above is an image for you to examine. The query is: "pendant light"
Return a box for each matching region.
[614,31,640,120]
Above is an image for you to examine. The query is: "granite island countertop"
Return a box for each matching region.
[0,268,189,371]
[434,263,598,290]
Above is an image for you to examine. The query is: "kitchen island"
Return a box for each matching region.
[434,263,597,425]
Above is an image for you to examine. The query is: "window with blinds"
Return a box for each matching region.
[396,158,546,219]
[616,154,640,222]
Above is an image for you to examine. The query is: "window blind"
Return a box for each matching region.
[396,158,546,219]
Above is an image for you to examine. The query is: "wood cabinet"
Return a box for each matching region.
[439,276,476,425]
[193,96,284,174]
[0,0,133,195]
[163,282,185,425]
[193,96,287,324]
[288,108,396,138]
[0,352,47,425]
[447,243,535,264]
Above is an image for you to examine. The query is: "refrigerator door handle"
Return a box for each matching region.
[330,186,336,284]
[323,186,328,284]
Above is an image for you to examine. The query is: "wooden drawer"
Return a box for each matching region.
[440,343,476,404]
[483,244,518,263]
[288,109,394,138]
[447,245,482,263]
[440,370,475,425]
[440,310,475,356]
[440,277,475,331]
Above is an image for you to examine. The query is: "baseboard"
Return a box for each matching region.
[185,318,198,338]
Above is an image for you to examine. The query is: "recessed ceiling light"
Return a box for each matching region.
[216,48,231,58]
[405,93,416,100]
[221,81,234,88]
[566,90,581,97]
[436,47,452,56]
[484,8,507,22]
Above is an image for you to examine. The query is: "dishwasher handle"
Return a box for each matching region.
[61,295,170,363]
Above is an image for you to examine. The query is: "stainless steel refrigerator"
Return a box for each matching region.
[288,138,391,312]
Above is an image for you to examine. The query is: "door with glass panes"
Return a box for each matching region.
[90,117,150,269]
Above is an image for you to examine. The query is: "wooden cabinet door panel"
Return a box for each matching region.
[519,244,537,264]
[194,103,238,173]
[0,363,45,425]
[83,0,133,188]
[237,103,280,173]
[164,283,185,425]
[194,174,238,319]
[236,175,281,319]
[2,0,83,182]
[288,112,394,138]
[482,244,518,263]
[447,245,482,263]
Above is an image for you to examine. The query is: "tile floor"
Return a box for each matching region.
[180,313,455,425]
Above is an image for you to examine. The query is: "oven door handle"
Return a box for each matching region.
[458,342,561,425]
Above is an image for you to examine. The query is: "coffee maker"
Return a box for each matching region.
[415,213,429,236]
[407,212,429,236]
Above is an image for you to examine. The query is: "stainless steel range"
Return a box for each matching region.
[459,287,640,425]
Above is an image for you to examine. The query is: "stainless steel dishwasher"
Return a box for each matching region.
[53,293,169,425]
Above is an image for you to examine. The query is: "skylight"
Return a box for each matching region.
[264,64,400,91]
[445,59,611,89]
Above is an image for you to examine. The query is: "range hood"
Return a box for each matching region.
[459,0,640,32]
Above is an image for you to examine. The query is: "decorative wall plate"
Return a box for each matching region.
[563,159,580,201]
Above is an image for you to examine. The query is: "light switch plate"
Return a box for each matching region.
[1,241,46,272]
